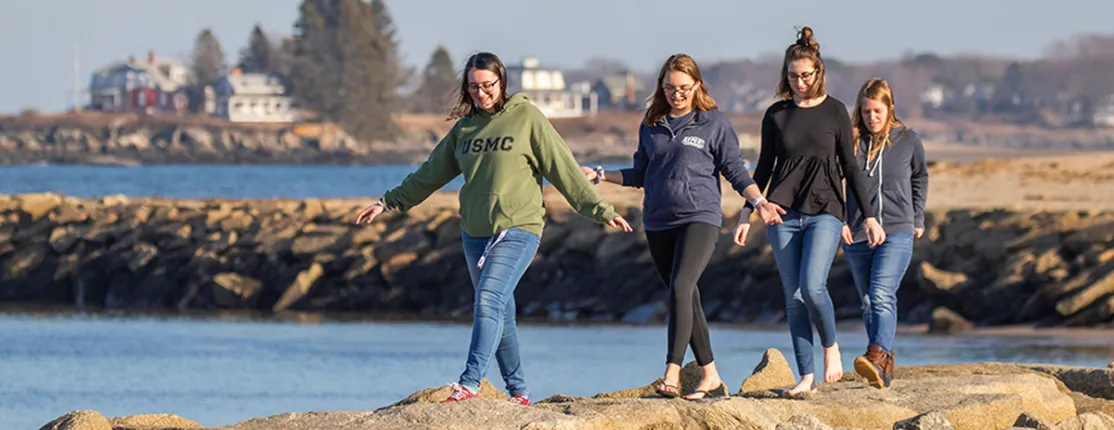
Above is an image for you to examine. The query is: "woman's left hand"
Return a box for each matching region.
[864,217,886,248]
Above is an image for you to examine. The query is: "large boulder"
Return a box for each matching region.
[740,348,797,394]
[38,410,111,430]
[108,414,204,429]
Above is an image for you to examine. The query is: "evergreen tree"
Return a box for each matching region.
[290,0,340,119]
[336,0,395,141]
[289,0,398,140]
[191,28,227,87]
[412,45,458,114]
[367,0,409,110]
[238,24,274,74]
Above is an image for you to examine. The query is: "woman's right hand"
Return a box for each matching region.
[841,224,853,245]
[864,217,887,247]
[355,201,386,224]
[607,215,634,232]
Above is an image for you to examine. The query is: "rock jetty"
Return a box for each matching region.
[1,192,1113,328]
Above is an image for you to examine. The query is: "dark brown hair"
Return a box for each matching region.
[642,54,717,126]
[852,77,906,162]
[776,26,827,101]
[448,52,510,120]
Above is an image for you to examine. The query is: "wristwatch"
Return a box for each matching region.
[592,166,605,184]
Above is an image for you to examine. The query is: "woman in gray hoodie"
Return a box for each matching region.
[841,77,929,391]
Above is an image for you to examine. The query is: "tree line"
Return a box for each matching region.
[187,0,460,142]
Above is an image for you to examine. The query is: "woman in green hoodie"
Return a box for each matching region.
[355,52,632,405]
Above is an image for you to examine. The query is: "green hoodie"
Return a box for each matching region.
[380,93,619,237]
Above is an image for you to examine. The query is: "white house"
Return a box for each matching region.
[212,69,296,123]
[505,57,596,118]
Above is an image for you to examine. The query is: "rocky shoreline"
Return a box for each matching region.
[1,192,1113,329]
[6,112,1114,167]
[0,113,662,166]
[38,351,1114,430]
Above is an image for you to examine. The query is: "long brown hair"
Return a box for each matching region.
[852,77,905,162]
[776,26,827,101]
[448,52,510,120]
[642,54,717,126]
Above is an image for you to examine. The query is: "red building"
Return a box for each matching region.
[88,51,191,114]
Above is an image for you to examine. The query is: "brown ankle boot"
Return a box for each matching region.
[853,345,891,390]
[882,350,895,389]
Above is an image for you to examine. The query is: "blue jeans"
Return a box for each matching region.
[768,210,843,376]
[458,227,539,397]
[842,232,914,354]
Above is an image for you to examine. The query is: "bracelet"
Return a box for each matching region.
[593,166,605,184]
[751,196,767,207]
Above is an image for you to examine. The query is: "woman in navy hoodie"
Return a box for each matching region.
[842,77,928,390]
[584,54,782,400]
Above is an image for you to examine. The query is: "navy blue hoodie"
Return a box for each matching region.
[620,109,756,231]
[845,126,929,243]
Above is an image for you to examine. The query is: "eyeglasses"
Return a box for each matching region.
[663,83,698,95]
[788,70,816,82]
[467,79,500,94]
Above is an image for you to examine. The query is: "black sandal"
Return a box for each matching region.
[656,382,680,399]
[683,383,727,401]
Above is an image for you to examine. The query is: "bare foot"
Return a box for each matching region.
[824,344,844,383]
[786,373,818,396]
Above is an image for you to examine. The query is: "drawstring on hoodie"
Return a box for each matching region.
[476,230,508,269]
[864,138,884,227]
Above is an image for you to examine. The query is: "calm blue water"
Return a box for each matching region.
[0,164,632,199]
[1,313,1112,430]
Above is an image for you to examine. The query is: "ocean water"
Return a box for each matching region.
[0,163,632,199]
[1,312,1111,429]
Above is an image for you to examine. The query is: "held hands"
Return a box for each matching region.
[864,217,887,248]
[607,215,634,232]
[756,200,786,225]
[841,224,853,245]
[580,166,599,182]
[914,227,924,239]
[355,201,386,224]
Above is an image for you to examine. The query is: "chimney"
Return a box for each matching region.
[148,50,156,65]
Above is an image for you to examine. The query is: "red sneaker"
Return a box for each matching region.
[508,394,530,406]
[442,383,478,403]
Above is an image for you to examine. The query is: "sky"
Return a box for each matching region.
[1,0,1112,114]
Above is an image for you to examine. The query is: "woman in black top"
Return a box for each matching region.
[736,27,886,397]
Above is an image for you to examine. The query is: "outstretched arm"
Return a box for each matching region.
[531,113,622,225]
[380,126,462,212]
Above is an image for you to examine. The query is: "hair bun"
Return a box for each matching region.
[797,26,819,50]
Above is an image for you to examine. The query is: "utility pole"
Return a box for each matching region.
[73,44,83,113]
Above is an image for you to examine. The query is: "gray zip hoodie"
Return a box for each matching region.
[845,126,928,243]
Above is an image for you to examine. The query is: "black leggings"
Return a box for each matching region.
[645,222,719,366]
